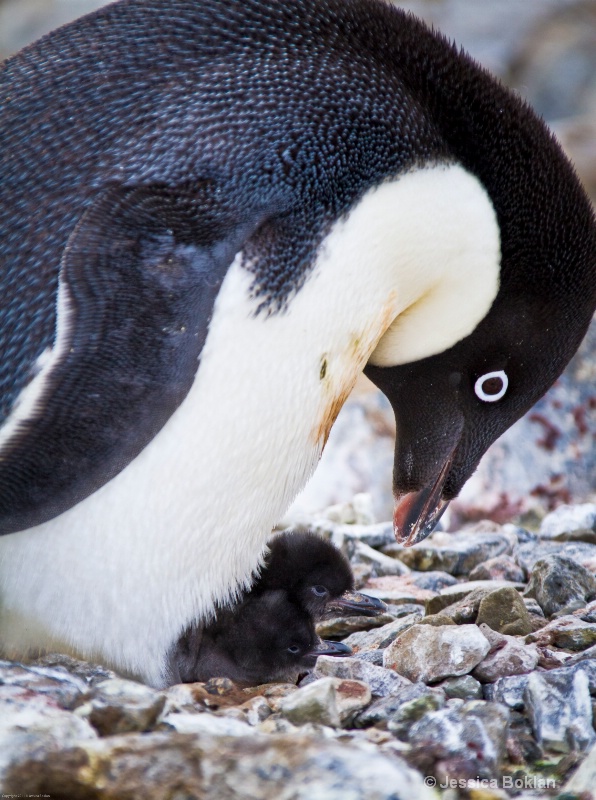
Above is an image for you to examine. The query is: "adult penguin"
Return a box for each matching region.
[0,0,595,686]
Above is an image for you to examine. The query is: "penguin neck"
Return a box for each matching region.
[318,162,501,370]
[217,162,500,451]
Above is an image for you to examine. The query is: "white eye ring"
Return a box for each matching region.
[474,370,508,402]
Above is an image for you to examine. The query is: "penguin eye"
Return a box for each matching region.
[287,644,301,654]
[474,370,508,403]
[311,585,328,597]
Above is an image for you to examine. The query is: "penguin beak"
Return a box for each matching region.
[393,450,454,547]
[326,590,387,617]
[309,640,353,657]
[363,360,466,549]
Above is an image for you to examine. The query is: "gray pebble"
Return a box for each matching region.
[438,675,484,700]
[387,692,447,740]
[352,649,385,666]
[526,615,596,651]
[76,678,166,736]
[0,689,97,785]
[469,555,526,583]
[341,611,423,654]
[382,530,513,576]
[405,570,458,592]
[316,612,395,640]
[565,737,596,795]
[485,660,596,710]
[354,683,445,730]
[161,711,254,737]
[279,678,341,728]
[347,540,410,576]
[525,668,596,753]
[516,539,596,573]
[425,580,524,617]
[472,630,540,684]
[0,660,88,710]
[313,655,411,698]
[406,700,510,780]
[475,586,534,635]
[31,653,117,686]
[524,554,596,617]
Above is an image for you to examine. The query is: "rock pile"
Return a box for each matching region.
[3,502,596,798]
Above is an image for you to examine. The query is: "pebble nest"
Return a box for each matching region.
[3,502,596,799]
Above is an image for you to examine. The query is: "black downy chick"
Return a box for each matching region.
[168,589,350,685]
[166,530,373,684]
[253,530,385,619]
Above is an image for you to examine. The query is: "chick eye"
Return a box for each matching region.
[287,644,301,654]
[311,585,328,597]
[474,370,508,402]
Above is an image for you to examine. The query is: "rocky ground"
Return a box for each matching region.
[4,501,596,798]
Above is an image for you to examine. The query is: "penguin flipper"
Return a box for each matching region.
[0,182,264,534]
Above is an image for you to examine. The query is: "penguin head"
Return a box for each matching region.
[218,590,350,683]
[258,531,353,616]
[366,211,596,546]
[258,531,383,618]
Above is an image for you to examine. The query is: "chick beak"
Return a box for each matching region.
[327,590,387,617]
[309,640,353,657]
[393,455,453,547]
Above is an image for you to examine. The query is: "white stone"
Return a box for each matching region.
[279,678,341,728]
[384,624,491,683]
[540,503,596,538]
